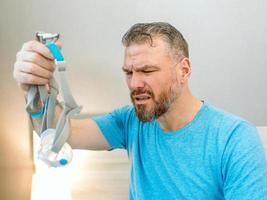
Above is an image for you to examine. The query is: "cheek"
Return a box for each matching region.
[154,76,176,97]
[146,78,164,97]
[155,73,172,86]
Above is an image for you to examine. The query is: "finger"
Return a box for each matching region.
[16,51,55,72]
[55,40,62,50]
[22,40,54,60]
[18,83,30,92]
[14,70,49,85]
[14,61,53,80]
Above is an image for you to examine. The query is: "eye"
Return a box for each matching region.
[143,70,155,74]
[124,71,132,76]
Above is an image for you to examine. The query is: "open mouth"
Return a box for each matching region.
[134,94,151,104]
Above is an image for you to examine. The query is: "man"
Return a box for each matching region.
[13,22,267,199]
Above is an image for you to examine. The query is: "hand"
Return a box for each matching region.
[13,40,62,91]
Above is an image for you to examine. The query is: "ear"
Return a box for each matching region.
[178,57,191,84]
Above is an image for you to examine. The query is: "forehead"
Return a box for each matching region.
[123,38,172,68]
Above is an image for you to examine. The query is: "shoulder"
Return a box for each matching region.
[203,102,255,132]
[202,102,261,149]
[203,102,263,157]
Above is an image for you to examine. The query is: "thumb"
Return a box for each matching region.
[55,40,62,50]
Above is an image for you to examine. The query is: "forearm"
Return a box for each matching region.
[68,117,111,151]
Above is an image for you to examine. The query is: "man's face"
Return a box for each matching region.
[122,37,182,122]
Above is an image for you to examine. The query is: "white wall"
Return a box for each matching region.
[1,0,266,125]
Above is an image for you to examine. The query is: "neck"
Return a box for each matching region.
[157,87,202,132]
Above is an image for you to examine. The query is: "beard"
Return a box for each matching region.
[130,81,179,122]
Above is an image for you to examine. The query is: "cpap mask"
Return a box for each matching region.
[26,32,81,167]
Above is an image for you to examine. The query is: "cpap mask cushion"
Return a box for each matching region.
[26,32,81,167]
[38,129,73,167]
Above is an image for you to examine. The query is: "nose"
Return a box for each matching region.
[128,72,145,90]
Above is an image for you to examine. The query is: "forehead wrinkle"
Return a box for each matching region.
[122,64,133,72]
[124,48,157,70]
[123,64,160,73]
[123,38,173,71]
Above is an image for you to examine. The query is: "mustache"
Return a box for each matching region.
[131,89,153,97]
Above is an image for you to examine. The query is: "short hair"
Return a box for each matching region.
[122,22,189,58]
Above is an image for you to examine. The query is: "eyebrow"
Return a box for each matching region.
[122,65,160,72]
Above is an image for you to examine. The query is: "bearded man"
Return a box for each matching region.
[13,22,267,199]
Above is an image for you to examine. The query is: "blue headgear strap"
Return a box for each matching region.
[46,43,64,61]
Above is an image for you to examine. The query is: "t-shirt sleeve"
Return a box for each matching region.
[92,106,133,150]
[222,121,267,200]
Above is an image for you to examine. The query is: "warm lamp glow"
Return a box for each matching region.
[31,132,89,200]
[31,167,72,200]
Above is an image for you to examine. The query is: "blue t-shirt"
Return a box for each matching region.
[93,102,267,200]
